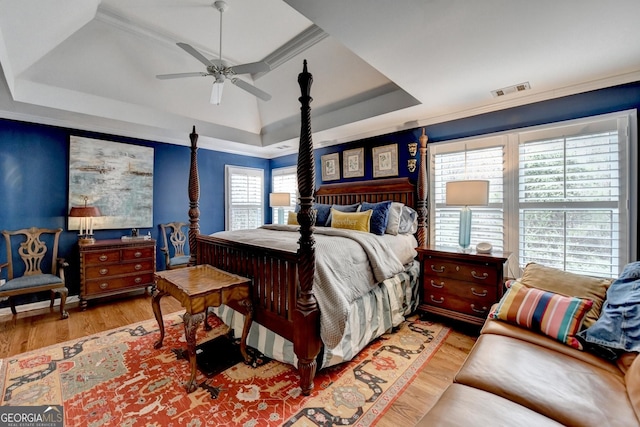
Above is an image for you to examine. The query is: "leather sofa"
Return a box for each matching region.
[417,262,640,427]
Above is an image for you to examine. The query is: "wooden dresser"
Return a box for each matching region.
[417,246,510,325]
[79,238,156,310]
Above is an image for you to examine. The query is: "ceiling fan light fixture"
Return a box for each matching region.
[211,80,224,105]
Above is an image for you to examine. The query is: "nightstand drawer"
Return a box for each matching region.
[423,290,492,318]
[423,259,498,284]
[423,276,497,301]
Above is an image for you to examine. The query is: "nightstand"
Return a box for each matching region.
[417,246,511,325]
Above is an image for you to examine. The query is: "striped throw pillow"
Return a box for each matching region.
[490,280,593,349]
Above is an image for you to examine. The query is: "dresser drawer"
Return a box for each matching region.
[85,260,155,279]
[85,273,154,295]
[83,249,121,265]
[423,290,492,318]
[423,259,498,284]
[123,247,154,260]
[423,276,497,302]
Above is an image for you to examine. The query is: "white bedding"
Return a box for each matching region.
[209,224,418,347]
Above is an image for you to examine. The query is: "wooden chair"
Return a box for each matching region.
[159,222,190,270]
[0,227,69,319]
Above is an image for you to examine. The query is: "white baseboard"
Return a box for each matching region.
[0,296,80,317]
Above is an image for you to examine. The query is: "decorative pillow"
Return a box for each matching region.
[398,205,418,234]
[490,280,593,349]
[330,209,372,233]
[385,202,404,235]
[520,262,612,328]
[287,211,299,225]
[326,203,360,226]
[359,201,392,235]
[312,203,332,226]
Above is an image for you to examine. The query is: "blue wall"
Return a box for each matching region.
[271,82,640,189]
[0,119,268,301]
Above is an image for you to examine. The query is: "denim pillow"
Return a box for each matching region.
[360,201,392,236]
[294,203,331,226]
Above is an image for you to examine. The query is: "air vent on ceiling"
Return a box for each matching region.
[276,144,291,150]
[491,82,531,98]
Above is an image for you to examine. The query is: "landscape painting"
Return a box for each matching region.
[68,136,154,230]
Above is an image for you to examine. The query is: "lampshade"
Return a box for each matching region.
[445,180,490,207]
[210,78,224,105]
[269,192,291,207]
[69,206,101,218]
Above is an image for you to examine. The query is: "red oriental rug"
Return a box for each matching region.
[0,312,450,426]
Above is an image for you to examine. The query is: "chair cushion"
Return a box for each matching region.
[0,274,63,292]
[170,255,190,266]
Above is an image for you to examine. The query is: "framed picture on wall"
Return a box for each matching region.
[321,152,340,181]
[372,143,398,178]
[343,147,364,178]
[68,136,154,230]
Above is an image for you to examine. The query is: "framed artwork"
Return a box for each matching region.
[321,152,340,181]
[68,136,154,230]
[372,143,398,178]
[343,147,364,178]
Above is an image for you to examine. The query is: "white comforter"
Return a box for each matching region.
[210,225,417,347]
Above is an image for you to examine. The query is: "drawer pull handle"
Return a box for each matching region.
[430,280,444,288]
[99,255,108,262]
[135,277,142,284]
[471,304,487,313]
[135,264,142,271]
[99,268,108,275]
[99,283,108,289]
[134,251,142,258]
[471,288,487,297]
[471,271,488,280]
[430,295,444,304]
[430,265,445,273]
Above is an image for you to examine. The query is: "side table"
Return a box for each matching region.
[152,264,253,393]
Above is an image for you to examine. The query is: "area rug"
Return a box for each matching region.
[0,312,450,426]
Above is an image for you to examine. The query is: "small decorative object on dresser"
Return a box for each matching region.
[79,238,156,310]
[417,246,510,325]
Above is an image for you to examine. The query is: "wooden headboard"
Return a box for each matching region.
[315,177,415,207]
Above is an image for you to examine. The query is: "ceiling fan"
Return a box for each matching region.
[156,0,271,104]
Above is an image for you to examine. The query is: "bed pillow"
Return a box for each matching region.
[330,209,372,232]
[490,280,593,349]
[385,202,404,235]
[359,201,392,235]
[398,205,418,234]
[294,203,332,226]
[326,203,360,226]
[520,262,612,328]
[287,211,299,225]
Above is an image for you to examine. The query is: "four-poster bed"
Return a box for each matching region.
[186,61,428,395]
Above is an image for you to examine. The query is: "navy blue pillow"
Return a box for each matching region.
[326,203,360,226]
[360,201,392,235]
[294,203,331,226]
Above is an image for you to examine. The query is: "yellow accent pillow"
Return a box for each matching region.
[330,208,372,232]
[287,211,299,225]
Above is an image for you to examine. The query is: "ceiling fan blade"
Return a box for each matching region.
[229,61,271,75]
[176,42,214,67]
[156,72,208,80]
[231,78,272,101]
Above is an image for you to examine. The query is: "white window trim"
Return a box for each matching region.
[428,109,637,277]
[225,165,264,231]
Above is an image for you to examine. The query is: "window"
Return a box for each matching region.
[225,165,264,231]
[429,111,636,278]
[271,166,297,224]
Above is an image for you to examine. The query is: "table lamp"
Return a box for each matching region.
[69,196,102,244]
[269,192,291,225]
[445,180,489,252]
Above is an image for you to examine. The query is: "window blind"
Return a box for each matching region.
[225,165,264,231]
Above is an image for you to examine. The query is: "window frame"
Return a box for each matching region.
[428,110,637,278]
[271,166,297,224]
[225,165,264,231]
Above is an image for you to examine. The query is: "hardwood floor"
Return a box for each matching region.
[0,294,476,425]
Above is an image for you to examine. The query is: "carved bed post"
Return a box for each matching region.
[416,128,429,248]
[188,126,200,265]
[294,60,321,396]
